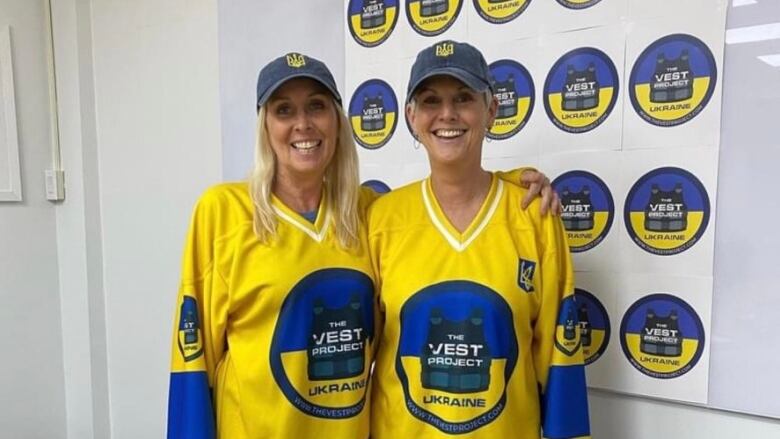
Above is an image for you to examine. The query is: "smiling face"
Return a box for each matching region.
[406,75,497,170]
[265,78,340,184]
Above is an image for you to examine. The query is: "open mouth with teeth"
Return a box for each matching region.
[291,140,322,153]
[433,129,466,139]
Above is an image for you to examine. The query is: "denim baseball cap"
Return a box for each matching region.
[406,40,494,103]
[256,52,342,109]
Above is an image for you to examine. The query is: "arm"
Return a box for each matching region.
[496,168,561,216]
[168,192,231,439]
[533,217,590,439]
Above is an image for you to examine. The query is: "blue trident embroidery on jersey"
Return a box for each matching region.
[518,259,536,293]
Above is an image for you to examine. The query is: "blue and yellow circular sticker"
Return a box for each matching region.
[488,60,534,140]
[472,0,531,24]
[349,79,399,150]
[552,170,614,253]
[361,179,392,194]
[555,0,602,9]
[624,167,710,256]
[347,0,400,47]
[574,288,610,365]
[620,294,705,379]
[629,34,717,127]
[406,0,463,36]
[543,47,619,133]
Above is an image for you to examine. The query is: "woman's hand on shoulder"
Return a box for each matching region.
[520,169,561,216]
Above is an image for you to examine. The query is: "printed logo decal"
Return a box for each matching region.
[349,79,399,150]
[624,167,710,256]
[629,34,717,127]
[574,288,610,365]
[620,293,705,379]
[348,0,399,48]
[552,170,614,253]
[473,0,531,24]
[396,281,518,434]
[518,258,536,293]
[178,296,203,362]
[406,0,463,36]
[555,0,602,9]
[361,179,392,194]
[554,296,581,356]
[286,53,306,68]
[488,59,535,140]
[543,47,619,133]
[269,268,375,418]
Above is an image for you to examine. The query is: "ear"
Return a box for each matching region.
[486,94,498,128]
[405,102,416,131]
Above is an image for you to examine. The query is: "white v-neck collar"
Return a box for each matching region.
[421,177,503,252]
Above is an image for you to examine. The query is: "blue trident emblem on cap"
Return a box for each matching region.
[286,53,306,68]
[435,42,454,57]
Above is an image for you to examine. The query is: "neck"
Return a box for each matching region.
[429,163,492,233]
[273,171,323,213]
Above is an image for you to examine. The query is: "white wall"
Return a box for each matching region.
[87,0,222,437]
[0,1,66,438]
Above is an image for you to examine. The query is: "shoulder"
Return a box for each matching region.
[367,179,425,232]
[190,182,253,238]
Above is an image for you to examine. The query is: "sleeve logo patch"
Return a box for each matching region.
[554,296,582,356]
[178,296,204,362]
[517,258,536,293]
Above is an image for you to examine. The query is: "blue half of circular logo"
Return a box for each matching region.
[544,47,619,134]
[620,293,705,379]
[488,59,535,141]
[396,280,518,434]
[473,0,532,24]
[348,0,400,48]
[555,0,603,9]
[624,167,710,256]
[406,0,463,36]
[552,170,614,253]
[574,288,610,365]
[629,34,717,127]
[362,179,392,194]
[349,79,399,150]
[270,268,375,418]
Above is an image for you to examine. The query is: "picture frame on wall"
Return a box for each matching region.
[0,26,22,202]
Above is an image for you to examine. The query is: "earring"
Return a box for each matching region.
[412,133,421,150]
[485,126,493,143]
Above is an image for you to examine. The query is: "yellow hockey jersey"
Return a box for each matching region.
[167,183,378,439]
[367,174,590,439]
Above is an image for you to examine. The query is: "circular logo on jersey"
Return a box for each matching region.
[396,280,518,434]
[406,0,463,36]
[488,59,535,140]
[555,0,602,9]
[624,167,710,256]
[269,268,375,418]
[620,293,705,379]
[552,170,614,253]
[574,288,610,365]
[349,79,399,150]
[629,34,717,127]
[362,179,392,193]
[544,47,619,133]
[473,0,531,24]
[347,0,400,48]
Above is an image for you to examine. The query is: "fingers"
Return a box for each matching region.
[521,181,540,209]
[520,169,541,189]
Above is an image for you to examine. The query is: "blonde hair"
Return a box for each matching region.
[249,102,362,249]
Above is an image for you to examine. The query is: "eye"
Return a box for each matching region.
[420,94,441,106]
[274,103,293,116]
[454,92,475,104]
[308,99,327,112]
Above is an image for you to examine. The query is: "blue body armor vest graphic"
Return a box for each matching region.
[361,0,386,29]
[361,93,386,132]
[307,295,367,381]
[578,304,591,347]
[420,0,448,16]
[494,74,518,119]
[644,183,687,232]
[640,309,682,357]
[563,308,577,341]
[562,63,599,111]
[561,185,594,231]
[421,308,492,394]
[650,50,693,103]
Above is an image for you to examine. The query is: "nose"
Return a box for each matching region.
[438,100,457,122]
[293,111,314,131]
